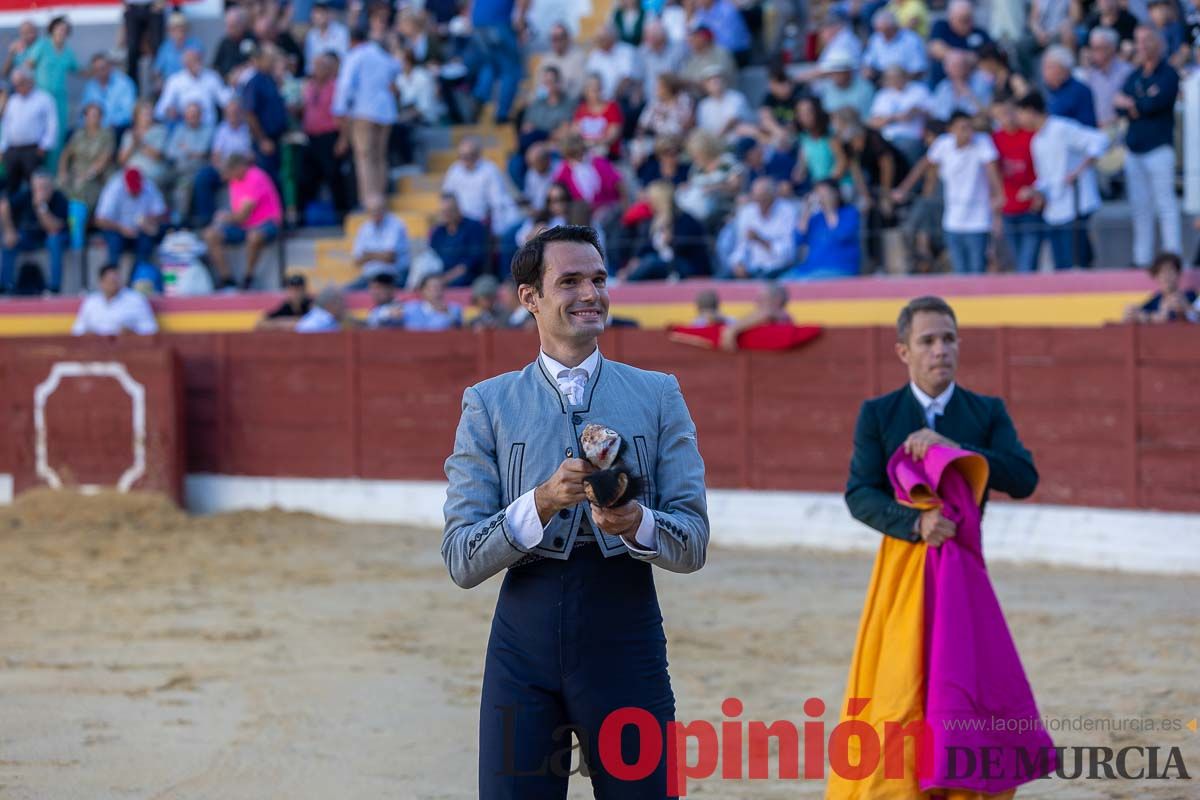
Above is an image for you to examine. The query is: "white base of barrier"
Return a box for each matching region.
[0,472,1195,575]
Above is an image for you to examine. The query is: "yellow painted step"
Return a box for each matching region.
[427,146,508,174]
[389,190,442,214]
[314,239,351,260]
[345,210,431,242]
[310,259,360,287]
[396,174,442,194]
[451,124,517,149]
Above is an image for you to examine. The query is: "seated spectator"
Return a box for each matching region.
[832,107,908,271]
[94,168,166,272]
[638,21,684,100]
[430,194,489,287]
[1083,0,1139,54]
[784,179,861,280]
[295,285,351,332]
[862,8,928,81]
[212,8,257,80]
[635,74,693,159]
[396,8,446,67]
[682,24,736,89]
[0,170,68,293]
[395,46,440,133]
[886,0,930,38]
[71,263,158,335]
[540,23,588,99]
[155,45,230,128]
[350,193,411,288]
[1018,0,1074,77]
[718,281,792,350]
[164,102,214,227]
[551,132,624,220]
[522,66,576,148]
[57,101,113,212]
[791,96,845,190]
[574,73,624,160]
[927,0,993,85]
[253,10,304,78]
[1081,27,1134,130]
[756,67,804,145]
[467,274,504,329]
[2,21,39,81]
[403,273,464,330]
[1,67,58,196]
[619,180,708,280]
[203,153,284,290]
[929,49,992,121]
[1043,45,1097,127]
[726,177,797,278]
[691,288,731,325]
[1123,252,1197,323]
[523,143,557,212]
[191,97,256,228]
[868,66,931,166]
[693,0,751,65]
[695,68,752,142]
[584,25,639,102]
[81,52,136,131]
[817,54,875,122]
[257,272,312,329]
[637,133,691,187]
[816,9,864,71]
[119,101,170,193]
[297,52,352,221]
[1147,0,1189,70]
[365,271,406,328]
[675,128,743,228]
[154,13,203,88]
[442,136,516,236]
[304,2,350,71]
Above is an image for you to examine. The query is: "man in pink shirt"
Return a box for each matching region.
[203,153,283,290]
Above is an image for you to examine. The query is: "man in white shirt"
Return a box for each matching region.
[539,23,588,100]
[638,20,684,99]
[304,1,349,72]
[0,68,57,195]
[1016,91,1110,269]
[295,285,350,332]
[862,8,929,81]
[94,168,167,272]
[333,27,400,203]
[441,136,516,235]
[583,25,639,101]
[71,263,159,336]
[728,177,797,278]
[154,46,231,128]
[350,193,411,288]
[868,66,932,164]
[893,111,1004,274]
[695,68,751,141]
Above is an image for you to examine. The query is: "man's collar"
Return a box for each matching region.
[541,347,600,377]
[910,380,955,412]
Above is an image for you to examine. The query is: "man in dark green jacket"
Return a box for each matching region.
[845,296,1039,545]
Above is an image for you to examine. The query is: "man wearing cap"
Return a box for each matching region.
[81,52,137,131]
[258,273,313,329]
[94,167,166,272]
[203,153,283,290]
[817,54,876,121]
[155,45,230,128]
[0,68,57,196]
[682,24,735,88]
[153,13,202,86]
[350,193,411,289]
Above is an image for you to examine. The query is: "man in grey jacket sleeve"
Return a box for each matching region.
[443,225,709,799]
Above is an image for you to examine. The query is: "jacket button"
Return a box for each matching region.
[572,414,583,425]
[553,536,564,548]
[558,509,570,519]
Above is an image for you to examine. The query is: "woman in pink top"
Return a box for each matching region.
[550,132,624,226]
[203,153,284,290]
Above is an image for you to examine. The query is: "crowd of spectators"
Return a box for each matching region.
[6,0,1200,308]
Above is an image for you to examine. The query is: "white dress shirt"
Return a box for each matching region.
[584,42,639,100]
[732,199,798,275]
[352,212,410,276]
[696,89,751,139]
[332,41,400,124]
[71,289,159,336]
[926,132,998,234]
[442,159,515,234]
[0,88,57,152]
[155,67,231,128]
[305,22,350,71]
[506,349,658,554]
[910,381,955,430]
[869,82,931,143]
[1030,115,1110,225]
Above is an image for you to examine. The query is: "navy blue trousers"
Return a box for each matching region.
[479,543,676,799]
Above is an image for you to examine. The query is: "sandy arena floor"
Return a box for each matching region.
[0,491,1195,799]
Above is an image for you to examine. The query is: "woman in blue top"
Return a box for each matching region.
[783,179,861,280]
[791,96,846,193]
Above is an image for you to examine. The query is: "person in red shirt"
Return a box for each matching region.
[572,73,623,160]
[990,94,1041,273]
[297,52,352,220]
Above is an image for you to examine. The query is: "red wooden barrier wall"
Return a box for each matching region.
[2,326,1198,511]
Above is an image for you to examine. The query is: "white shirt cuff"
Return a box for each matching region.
[506,487,549,550]
[622,504,658,555]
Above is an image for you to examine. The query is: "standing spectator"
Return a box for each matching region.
[123,0,163,89]
[1146,0,1189,69]
[0,68,57,195]
[298,52,352,220]
[238,45,288,179]
[784,179,862,280]
[1081,27,1135,129]
[155,45,230,128]
[58,102,114,212]
[202,153,283,290]
[71,263,158,336]
[927,0,993,85]
[584,26,639,102]
[1043,45,1098,127]
[862,8,928,81]
[351,193,410,286]
[868,66,931,166]
[991,95,1041,273]
[620,180,708,280]
[895,111,1004,274]
[1123,251,1197,322]
[81,52,137,132]
[638,21,684,100]
[540,23,587,99]
[364,271,406,328]
[257,273,313,329]
[21,16,77,158]
[469,0,528,123]
[691,0,751,66]
[442,137,515,235]
[727,177,797,278]
[0,170,68,293]
[254,11,304,78]
[118,101,170,193]
[304,2,350,71]
[295,285,351,332]
[333,27,400,205]
[430,194,489,287]
[164,102,214,226]
[929,49,991,121]
[681,25,736,88]
[394,47,440,158]
[695,68,752,142]
[573,74,624,160]
[212,8,257,80]
[1017,92,1110,270]
[2,21,39,79]
[1116,26,1181,269]
[817,55,875,121]
[153,13,201,87]
[402,273,463,330]
[396,9,446,66]
[94,168,166,272]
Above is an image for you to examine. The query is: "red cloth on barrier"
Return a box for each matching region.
[667,322,823,351]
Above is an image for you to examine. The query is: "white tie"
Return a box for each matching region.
[556,368,589,405]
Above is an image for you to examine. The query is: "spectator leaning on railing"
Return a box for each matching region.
[0,170,67,294]
[1123,252,1197,324]
[71,263,158,336]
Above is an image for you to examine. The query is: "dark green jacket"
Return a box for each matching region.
[845,384,1038,542]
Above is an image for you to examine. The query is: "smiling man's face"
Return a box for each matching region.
[525,241,609,351]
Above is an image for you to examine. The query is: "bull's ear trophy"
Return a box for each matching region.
[580,423,643,508]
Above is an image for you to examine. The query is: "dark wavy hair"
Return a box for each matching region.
[510,225,605,294]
